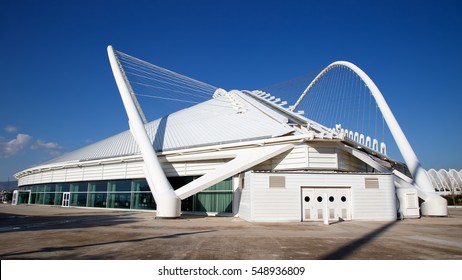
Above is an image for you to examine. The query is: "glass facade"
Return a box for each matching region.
[18,177,234,214]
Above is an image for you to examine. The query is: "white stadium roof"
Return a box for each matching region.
[45,90,297,165]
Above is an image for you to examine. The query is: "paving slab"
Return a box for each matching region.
[0,204,461,260]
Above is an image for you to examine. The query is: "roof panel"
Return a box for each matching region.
[44,91,294,165]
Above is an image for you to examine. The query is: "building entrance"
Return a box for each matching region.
[62,192,70,207]
[301,187,351,221]
[12,190,31,205]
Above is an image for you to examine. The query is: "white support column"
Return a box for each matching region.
[107,45,180,218]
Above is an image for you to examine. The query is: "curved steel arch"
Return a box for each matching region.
[428,169,445,192]
[438,169,453,192]
[294,61,447,216]
[449,169,462,191]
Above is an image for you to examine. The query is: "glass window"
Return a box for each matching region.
[206,177,232,191]
[193,192,232,213]
[44,185,55,192]
[54,193,63,205]
[30,193,37,204]
[18,192,30,204]
[34,192,44,204]
[131,192,156,210]
[108,180,131,192]
[132,180,150,192]
[70,182,87,192]
[43,192,55,205]
[181,196,194,212]
[35,185,45,192]
[55,183,70,192]
[88,181,108,192]
[70,193,87,207]
[168,176,195,190]
[107,193,131,209]
[87,193,107,208]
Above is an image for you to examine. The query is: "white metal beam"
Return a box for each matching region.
[107,45,180,218]
[175,144,294,200]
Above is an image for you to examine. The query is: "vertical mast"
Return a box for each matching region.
[107,45,180,218]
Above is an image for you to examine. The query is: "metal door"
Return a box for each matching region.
[62,192,70,207]
[302,187,351,221]
[301,188,315,220]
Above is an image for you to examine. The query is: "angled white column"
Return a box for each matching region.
[107,45,180,218]
[294,61,447,216]
[175,144,294,200]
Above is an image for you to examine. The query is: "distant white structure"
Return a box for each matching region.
[13,47,448,221]
[426,169,462,195]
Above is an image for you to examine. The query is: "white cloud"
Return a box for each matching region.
[0,133,32,158]
[0,134,65,158]
[31,139,64,157]
[4,126,19,133]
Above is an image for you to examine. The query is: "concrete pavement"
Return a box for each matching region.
[0,204,461,259]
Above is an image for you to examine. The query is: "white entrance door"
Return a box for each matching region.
[62,192,70,207]
[301,187,351,221]
[12,190,18,205]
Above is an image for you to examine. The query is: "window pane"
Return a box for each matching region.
[131,192,156,210]
[55,193,62,205]
[181,196,194,212]
[108,180,131,192]
[132,180,150,192]
[70,193,87,207]
[30,193,37,204]
[88,181,108,192]
[56,183,70,192]
[168,176,195,190]
[70,182,87,192]
[35,192,44,204]
[44,184,55,192]
[87,193,107,208]
[194,191,232,213]
[206,178,232,191]
[43,192,55,205]
[18,192,30,204]
[107,193,131,209]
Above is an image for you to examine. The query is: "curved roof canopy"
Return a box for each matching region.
[45,91,296,165]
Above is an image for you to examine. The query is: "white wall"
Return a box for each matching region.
[18,142,369,187]
[239,171,397,222]
[18,158,229,186]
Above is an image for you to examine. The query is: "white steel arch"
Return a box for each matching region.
[438,169,452,192]
[426,169,441,192]
[449,169,462,192]
[428,169,445,192]
[293,61,447,216]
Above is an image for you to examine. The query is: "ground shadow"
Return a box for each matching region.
[0,230,215,259]
[0,212,138,233]
[321,220,398,260]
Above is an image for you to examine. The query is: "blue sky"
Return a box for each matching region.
[1,0,461,181]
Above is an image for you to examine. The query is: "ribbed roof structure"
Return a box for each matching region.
[46,91,295,165]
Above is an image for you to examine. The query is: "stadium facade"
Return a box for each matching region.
[12,46,448,222]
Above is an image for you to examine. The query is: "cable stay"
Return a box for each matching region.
[113,50,221,122]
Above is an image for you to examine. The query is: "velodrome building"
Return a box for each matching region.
[12,46,448,222]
